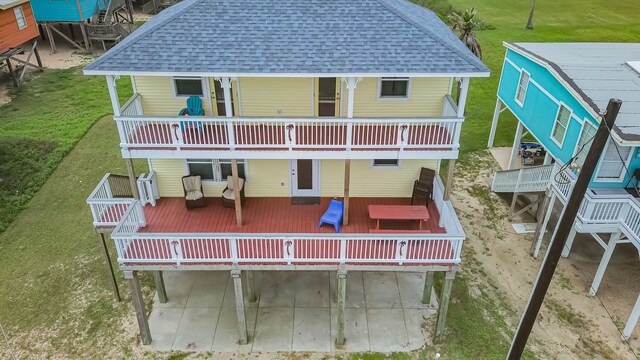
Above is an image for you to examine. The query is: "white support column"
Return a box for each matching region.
[532,191,555,259]
[457,77,470,116]
[543,151,552,165]
[623,293,640,341]
[219,77,235,148]
[508,121,524,170]
[106,75,121,116]
[487,98,502,148]
[231,270,248,344]
[344,77,359,150]
[561,225,578,258]
[589,232,621,296]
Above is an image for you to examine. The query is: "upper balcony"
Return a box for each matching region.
[114,92,463,160]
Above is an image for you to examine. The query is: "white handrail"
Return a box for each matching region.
[137,171,159,206]
[86,173,136,227]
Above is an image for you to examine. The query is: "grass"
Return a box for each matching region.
[0,68,131,233]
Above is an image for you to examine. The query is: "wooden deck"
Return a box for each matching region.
[140,197,444,234]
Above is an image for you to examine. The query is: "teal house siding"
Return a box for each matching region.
[30,0,106,22]
[497,48,638,189]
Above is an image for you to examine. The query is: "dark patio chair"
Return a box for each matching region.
[411,167,435,206]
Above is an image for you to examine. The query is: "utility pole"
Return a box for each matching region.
[507,99,622,359]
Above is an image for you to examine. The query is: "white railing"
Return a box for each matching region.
[86,173,136,227]
[442,95,458,117]
[491,165,554,193]
[114,115,463,152]
[550,163,577,202]
[577,193,640,244]
[109,184,465,267]
[137,171,159,206]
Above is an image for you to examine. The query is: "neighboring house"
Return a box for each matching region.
[84,0,489,347]
[29,0,132,52]
[0,0,42,85]
[488,42,640,340]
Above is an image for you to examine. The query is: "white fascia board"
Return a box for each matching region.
[122,149,460,160]
[503,42,603,122]
[83,69,490,78]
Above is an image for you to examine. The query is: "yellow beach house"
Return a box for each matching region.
[83,0,489,348]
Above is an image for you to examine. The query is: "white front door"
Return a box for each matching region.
[291,159,320,197]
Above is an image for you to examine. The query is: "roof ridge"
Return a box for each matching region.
[373,0,484,72]
[86,0,207,71]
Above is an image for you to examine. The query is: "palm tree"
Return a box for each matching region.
[448,7,483,106]
[448,7,483,60]
[526,0,536,29]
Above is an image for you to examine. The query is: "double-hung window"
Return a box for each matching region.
[573,121,597,169]
[379,77,410,99]
[595,140,632,181]
[173,77,205,97]
[551,104,571,145]
[14,6,27,30]
[515,71,529,106]
[186,159,246,181]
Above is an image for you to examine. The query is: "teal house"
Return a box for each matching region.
[488,42,640,341]
[30,0,107,22]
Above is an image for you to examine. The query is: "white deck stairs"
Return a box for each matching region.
[491,165,554,194]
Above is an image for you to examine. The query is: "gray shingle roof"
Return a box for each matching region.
[85,0,489,76]
[510,42,640,143]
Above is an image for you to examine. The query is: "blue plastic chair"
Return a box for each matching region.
[318,200,344,233]
[179,96,204,132]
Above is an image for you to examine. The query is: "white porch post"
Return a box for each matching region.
[487,98,502,148]
[457,77,470,116]
[106,75,121,116]
[623,293,640,341]
[589,232,621,296]
[561,225,578,258]
[345,77,359,150]
[508,121,524,170]
[543,151,553,165]
[219,77,235,149]
[532,191,556,258]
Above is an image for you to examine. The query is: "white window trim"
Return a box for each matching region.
[550,102,573,147]
[14,6,27,30]
[172,77,209,100]
[377,77,411,101]
[184,159,247,183]
[514,69,530,107]
[572,119,597,163]
[370,159,401,169]
[594,139,633,183]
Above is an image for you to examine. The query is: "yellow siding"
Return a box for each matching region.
[320,159,438,197]
[341,78,450,117]
[239,78,312,117]
[150,159,289,197]
[134,76,213,116]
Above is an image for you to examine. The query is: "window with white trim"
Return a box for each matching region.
[13,6,27,30]
[379,77,409,98]
[371,159,400,168]
[596,140,631,181]
[551,105,571,145]
[574,121,597,169]
[173,77,204,97]
[515,71,529,105]
[187,159,246,181]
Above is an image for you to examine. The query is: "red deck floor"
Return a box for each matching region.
[140,197,445,234]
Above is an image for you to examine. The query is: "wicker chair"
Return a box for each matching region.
[222,176,246,208]
[182,175,205,209]
[411,167,435,206]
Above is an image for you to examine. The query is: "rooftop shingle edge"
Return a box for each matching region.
[85,0,490,76]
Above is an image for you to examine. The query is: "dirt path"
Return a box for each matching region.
[453,151,640,359]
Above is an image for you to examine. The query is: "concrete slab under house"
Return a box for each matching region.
[82,0,489,352]
[487,42,640,341]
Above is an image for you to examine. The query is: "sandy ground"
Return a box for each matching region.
[453,152,640,359]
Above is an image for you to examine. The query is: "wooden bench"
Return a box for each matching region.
[369,229,431,233]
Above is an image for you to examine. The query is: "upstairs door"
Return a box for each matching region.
[291,159,320,197]
[213,80,236,116]
[317,77,339,117]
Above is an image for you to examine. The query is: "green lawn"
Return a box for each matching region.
[0,1,639,358]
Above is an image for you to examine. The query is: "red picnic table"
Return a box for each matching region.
[367,205,430,230]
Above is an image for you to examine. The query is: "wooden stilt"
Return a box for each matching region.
[68,23,75,41]
[508,122,524,170]
[124,271,152,345]
[589,232,620,296]
[422,271,435,304]
[231,159,242,226]
[335,270,347,346]
[623,293,640,341]
[443,159,456,200]
[79,22,90,51]
[48,23,84,51]
[44,24,56,53]
[125,158,140,199]
[343,159,351,225]
[231,270,248,344]
[434,270,456,342]
[5,59,17,86]
[153,271,167,303]
[33,41,43,68]
[488,98,502,148]
[561,225,577,258]
[532,191,550,253]
[531,192,555,258]
[98,233,121,302]
[245,271,257,303]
